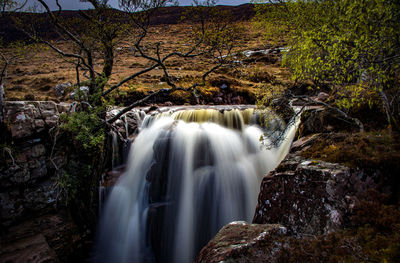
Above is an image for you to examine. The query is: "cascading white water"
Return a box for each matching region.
[94,108,297,263]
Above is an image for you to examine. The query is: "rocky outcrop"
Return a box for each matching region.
[242,48,283,64]
[3,101,70,139]
[195,222,288,263]
[0,213,86,263]
[1,102,70,228]
[196,154,373,262]
[253,154,370,235]
[0,101,86,262]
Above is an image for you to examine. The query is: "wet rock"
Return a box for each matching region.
[290,134,320,153]
[253,155,371,235]
[195,222,287,263]
[268,96,295,124]
[106,107,145,139]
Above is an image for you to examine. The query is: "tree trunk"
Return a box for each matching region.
[0,60,8,123]
[86,51,96,94]
[379,90,393,130]
[0,83,4,123]
[103,44,114,81]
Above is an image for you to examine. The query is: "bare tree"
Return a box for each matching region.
[0,0,30,122]
[105,0,241,124]
[0,0,28,17]
[15,0,240,123]
[14,0,130,103]
[0,42,40,122]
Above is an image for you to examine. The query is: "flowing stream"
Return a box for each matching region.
[94,107,297,263]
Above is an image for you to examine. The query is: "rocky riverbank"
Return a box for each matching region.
[0,101,95,262]
[196,108,400,262]
[2,102,399,262]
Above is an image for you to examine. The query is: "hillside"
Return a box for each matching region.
[0,4,255,44]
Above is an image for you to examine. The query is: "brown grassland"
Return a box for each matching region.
[2,21,289,103]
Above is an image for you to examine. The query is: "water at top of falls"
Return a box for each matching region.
[94,107,297,263]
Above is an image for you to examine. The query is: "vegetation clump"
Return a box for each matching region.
[254,0,400,129]
[59,110,105,156]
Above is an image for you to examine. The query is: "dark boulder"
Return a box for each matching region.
[253,155,372,235]
[195,222,287,263]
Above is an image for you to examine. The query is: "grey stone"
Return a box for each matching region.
[31,144,46,158]
[195,222,287,263]
[253,154,371,235]
[54,82,72,97]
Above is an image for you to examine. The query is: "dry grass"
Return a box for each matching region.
[2,22,289,102]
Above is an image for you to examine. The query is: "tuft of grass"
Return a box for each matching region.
[301,131,400,170]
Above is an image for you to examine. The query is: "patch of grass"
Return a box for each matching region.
[170,90,191,104]
[301,131,400,170]
[243,65,276,83]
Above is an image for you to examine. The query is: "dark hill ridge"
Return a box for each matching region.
[0,4,255,44]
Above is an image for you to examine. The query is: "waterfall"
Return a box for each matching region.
[94,107,297,263]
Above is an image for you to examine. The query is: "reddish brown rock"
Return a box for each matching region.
[3,101,61,139]
[195,222,287,263]
[0,213,84,263]
[253,155,371,235]
[0,234,59,263]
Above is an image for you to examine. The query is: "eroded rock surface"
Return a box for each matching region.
[3,101,69,139]
[0,213,84,263]
[253,154,370,235]
[0,101,86,262]
[195,222,287,263]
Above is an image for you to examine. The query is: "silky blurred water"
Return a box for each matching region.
[94,108,297,263]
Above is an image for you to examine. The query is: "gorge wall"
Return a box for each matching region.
[0,101,84,262]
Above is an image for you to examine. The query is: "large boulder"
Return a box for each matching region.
[195,222,288,263]
[253,155,371,235]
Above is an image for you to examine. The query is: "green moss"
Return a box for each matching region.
[301,131,400,170]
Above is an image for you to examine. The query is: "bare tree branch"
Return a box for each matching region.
[102,63,159,96]
[292,93,364,132]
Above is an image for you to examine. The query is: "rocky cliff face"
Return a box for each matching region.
[0,101,149,262]
[1,102,68,227]
[253,154,370,235]
[196,153,374,262]
[0,101,88,262]
[196,108,379,262]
